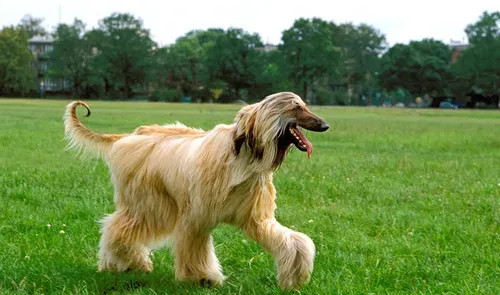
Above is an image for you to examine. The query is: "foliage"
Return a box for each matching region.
[280,18,342,99]
[0,27,35,96]
[157,34,207,97]
[379,39,452,96]
[204,28,264,99]
[49,19,91,97]
[331,22,387,89]
[452,11,500,96]
[451,39,500,96]
[16,15,47,38]
[210,88,223,101]
[389,88,411,103]
[92,13,157,99]
[2,11,500,107]
[465,11,500,46]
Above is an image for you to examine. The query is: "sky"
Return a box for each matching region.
[1,0,499,47]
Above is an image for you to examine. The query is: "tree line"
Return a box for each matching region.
[0,11,499,106]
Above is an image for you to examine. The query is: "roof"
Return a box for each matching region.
[256,43,278,52]
[448,39,469,51]
[29,35,55,44]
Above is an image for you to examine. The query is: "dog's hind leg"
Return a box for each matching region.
[171,221,225,286]
[97,210,154,273]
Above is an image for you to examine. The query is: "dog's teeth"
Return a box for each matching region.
[290,128,306,146]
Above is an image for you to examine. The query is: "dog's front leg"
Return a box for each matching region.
[242,218,315,290]
[172,223,225,286]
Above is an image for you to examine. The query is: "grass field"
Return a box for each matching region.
[0,98,499,295]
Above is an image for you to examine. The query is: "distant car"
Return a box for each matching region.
[439,101,458,109]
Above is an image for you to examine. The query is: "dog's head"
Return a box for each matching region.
[233,92,329,168]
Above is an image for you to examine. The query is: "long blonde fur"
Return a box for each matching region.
[63,92,320,290]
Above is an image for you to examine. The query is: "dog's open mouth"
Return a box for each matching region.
[286,125,313,158]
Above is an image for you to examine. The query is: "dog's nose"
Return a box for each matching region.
[319,121,329,131]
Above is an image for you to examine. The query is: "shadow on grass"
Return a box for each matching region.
[5,262,220,295]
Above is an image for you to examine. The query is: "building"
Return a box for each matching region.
[256,43,278,52]
[28,35,59,92]
[448,39,469,63]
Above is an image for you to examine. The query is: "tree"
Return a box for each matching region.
[252,49,292,99]
[330,22,387,98]
[148,29,225,102]
[91,13,156,99]
[452,11,500,100]
[204,28,264,100]
[17,15,47,38]
[185,29,225,47]
[465,11,500,46]
[379,39,452,97]
[49,19,93,97]
[0,26,35,96]
[280,18,342,100]
[160,33,209,98]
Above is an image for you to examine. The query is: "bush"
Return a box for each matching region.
[166,89,182,102]
[149,88,182,102]
[332,90,349,105]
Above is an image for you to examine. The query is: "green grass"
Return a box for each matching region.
[0,98,499,294]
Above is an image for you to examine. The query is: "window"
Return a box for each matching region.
[40,62,48,72]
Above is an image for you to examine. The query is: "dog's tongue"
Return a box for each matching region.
[294,128,313,158]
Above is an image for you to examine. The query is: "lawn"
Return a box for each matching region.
[0,98,499,295]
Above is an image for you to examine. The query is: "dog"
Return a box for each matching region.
[63,92,329,290]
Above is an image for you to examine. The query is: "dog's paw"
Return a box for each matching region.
[276,232,316,290]
[97,254,129,273]
[134,257,153,273]
[176,270,226,287]
[199,273,226,287]
[199,278,215,288]
[97,253,153,273]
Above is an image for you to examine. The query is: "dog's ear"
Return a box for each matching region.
[233,131,246,156]
[233,106,264,159]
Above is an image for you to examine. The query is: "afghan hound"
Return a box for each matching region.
[63,92,329,290]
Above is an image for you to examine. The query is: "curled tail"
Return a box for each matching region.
[63,101,127,158]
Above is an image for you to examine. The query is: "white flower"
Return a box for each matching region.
[308,219,314,223]
[47,224,51,229]
[24,255,30,260]
[59,230,65,234]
